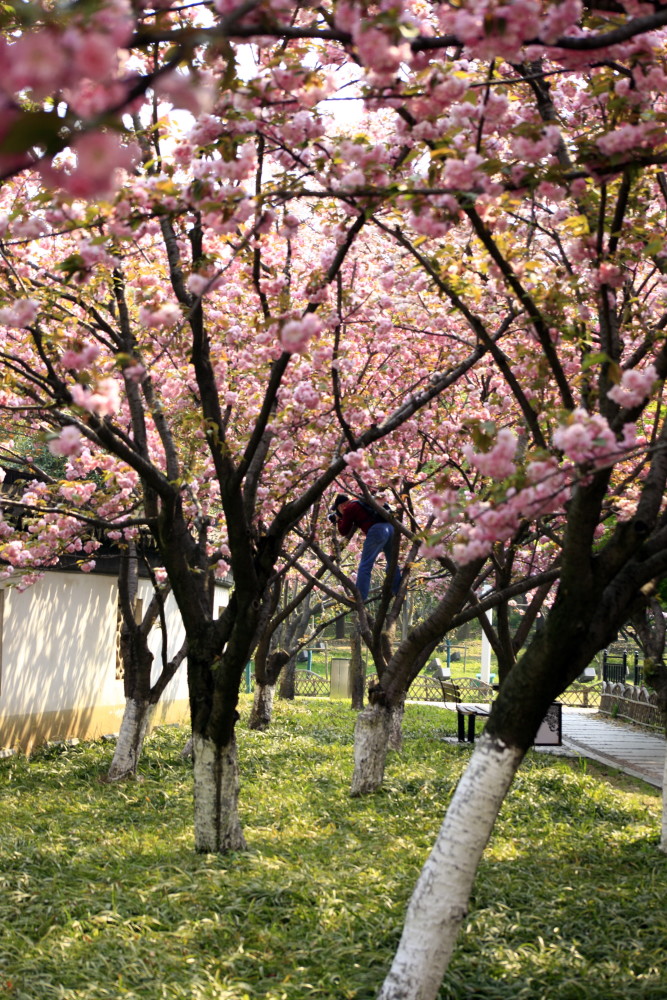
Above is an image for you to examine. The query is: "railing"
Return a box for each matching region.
[294,669,329,697]
[293,669,605,707]
[370,673,602,708]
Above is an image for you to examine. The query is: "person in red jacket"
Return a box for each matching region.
[331,493,401,602]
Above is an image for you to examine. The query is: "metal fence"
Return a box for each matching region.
[294,668,604,708]
[294,669,330,697]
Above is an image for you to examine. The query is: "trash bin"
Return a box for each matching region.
[330,657,351,698]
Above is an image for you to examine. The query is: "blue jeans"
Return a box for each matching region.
[357,523,401,601]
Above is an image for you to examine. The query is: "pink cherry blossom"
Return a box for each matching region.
[139,303,182,328]
[293,382,321,409]
[463,428,518,479]
[279,313,322,354]
[0,298,39,328]
[61,342,101,371]
[48,426,85,457]
[553,409,622,465]
[40,133,139,199]
[343,450,368,471]
[607,365,658,408]
[71,378,121,417]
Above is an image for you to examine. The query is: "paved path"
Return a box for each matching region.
[555,708,665,789]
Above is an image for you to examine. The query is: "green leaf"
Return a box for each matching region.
[645,238,664,256]
[582,351,611,371]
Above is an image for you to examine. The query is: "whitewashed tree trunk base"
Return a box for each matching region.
[377,734,524,1000]
[388,702,405,751]
[106,698,155,781]
[248,683,276,731]
[193,733,247,853]
[661,749,667,854]
[350,703,391,796]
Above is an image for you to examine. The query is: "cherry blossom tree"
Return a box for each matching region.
[5,3,667,996]
[0,141,492,851]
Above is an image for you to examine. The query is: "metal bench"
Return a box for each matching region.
[437,674,492,743]
[438,671,562,746]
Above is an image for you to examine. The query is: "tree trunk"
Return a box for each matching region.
[350,701,391,796]
[279,653,297,700]
[192,732,247,852]
[377,734,524,1000]
[106,697,156,781]
[248,681,276,731]
[336,611,347,640]
[662,749,667,855]
[388,699,405,751]
[248,649,289,730]
[350,622,365,710]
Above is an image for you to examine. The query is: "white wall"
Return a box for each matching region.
[0,570,229,749]
[1,572,119,716]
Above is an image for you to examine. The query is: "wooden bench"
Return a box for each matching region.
[437,674,492,744]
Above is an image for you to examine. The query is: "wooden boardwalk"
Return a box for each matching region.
[559,708,665,789]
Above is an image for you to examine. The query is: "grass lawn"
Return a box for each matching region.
[1,699,665,1000]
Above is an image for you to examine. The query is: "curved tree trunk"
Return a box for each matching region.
[350,701,391,796]
[106,697,156,781]
[192,732,246,852]
[377,734,523,1000]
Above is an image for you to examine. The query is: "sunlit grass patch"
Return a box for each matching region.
[0,699,664,999]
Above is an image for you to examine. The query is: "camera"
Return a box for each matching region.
[327,512,338,523]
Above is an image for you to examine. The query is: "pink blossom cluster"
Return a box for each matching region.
[607,364,658,408]
[449,457,572,564]
[61,342,100,371]
[292,382,321,409]
[435,0,583,59]
[597,122,659,156]
[39,133,140,200]
[463,427,518,479]
[596,263,624,288]
[343,450,368,471]
[71,378,121,417]
[153,70,216,117]
[48,426,85,458]
[59,482,97,505]
[552,408,634,465]
[0,298,39,328]
[0,6,132,100]
[511,125,561,164]
[138,303,182,329]
[279,313,322,354]
[442,152,487,191]
[334,2,413,79]
[440,0,540,60]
